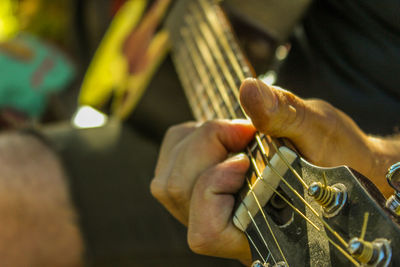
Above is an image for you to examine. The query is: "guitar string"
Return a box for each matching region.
[179,29,225,119]
[182,14,288,264]
[248,153,320,231]
[178,0,358,265]
[186,0,316,262]
[184,19,237,118]
[179,26,275,265]
[175,40,279,266]
[248,152,361,267]
[177,28,359,267]
[171,53,204,119]
[174,53,210,120]
[176,27,359,266]
[242,200,277,265]
[196,0,310,191]
[193,0,353,250]
[233,214,269,265]
[192,0,338,241]
[244,177,288,266]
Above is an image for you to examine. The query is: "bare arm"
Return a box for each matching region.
[0,133,84,266]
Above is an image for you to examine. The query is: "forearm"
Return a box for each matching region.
[0,133,84,266]
[368,134,400,197]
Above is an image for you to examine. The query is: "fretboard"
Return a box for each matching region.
[166,0,282,183]
[167,0,255,120]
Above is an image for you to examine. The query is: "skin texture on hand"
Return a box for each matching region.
[239,78,396,197]
[151,120,256,263]
[151,78,400,264]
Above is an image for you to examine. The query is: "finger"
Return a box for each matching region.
[187,153,251,261]
[155,121,198,176]
[151,119,255,225]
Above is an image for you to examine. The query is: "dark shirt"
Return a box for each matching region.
[278,0,400,135]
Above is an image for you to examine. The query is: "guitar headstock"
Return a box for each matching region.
[234,145,400,267]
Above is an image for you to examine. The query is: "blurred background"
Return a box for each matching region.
[2,0,398,266]
[0,1,278,265]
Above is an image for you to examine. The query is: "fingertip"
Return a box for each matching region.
[225,153,250,169]
[239,79,278,132]
[239,78,259,114]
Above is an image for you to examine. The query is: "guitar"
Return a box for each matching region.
[165,0,400,266]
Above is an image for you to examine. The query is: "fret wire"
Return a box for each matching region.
[173,51,205,120]
[175,47,209,120]
[179,29,225,119]
[199,0,311,193]
[198,0,247,81]
[196,0,269,148]
[182,49,218,120]
[184,15,237,119]
[190,4,240,101]
[194,0,275,168]
[177,44,215,120]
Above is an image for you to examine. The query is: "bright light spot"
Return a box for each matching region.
[72,106,108,129]
[259,71,277,86]
[275,45,289,61]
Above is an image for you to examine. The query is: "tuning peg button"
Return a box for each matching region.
[385,162,400,216]
[347,237,391,266]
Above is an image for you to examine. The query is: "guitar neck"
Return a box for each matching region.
[166,0,253,121]
[167,0,284,189]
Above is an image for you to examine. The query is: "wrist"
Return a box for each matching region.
[367,136,400,197]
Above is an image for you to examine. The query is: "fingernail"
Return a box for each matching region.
[226,153,248,163]
[254,79,277,111]
[231,118,252,125]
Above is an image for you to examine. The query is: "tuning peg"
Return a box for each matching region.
[385,162,400,216]
[347,213,392,266]
[308,173,347,217]
[347,237,391,266]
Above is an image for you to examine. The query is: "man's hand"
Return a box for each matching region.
[151,120,256,262]
[151,78,399,263]
[240,78,395,197]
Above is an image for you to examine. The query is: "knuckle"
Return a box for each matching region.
[166,121,197,137]
[200,120,222,134]
[166,177,186,203]
[165,124,184,138]
[187,231,210,255]
[150,178,166,201]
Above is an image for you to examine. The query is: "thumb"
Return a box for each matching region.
[239,78,333,143]
[239,77,372,175]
